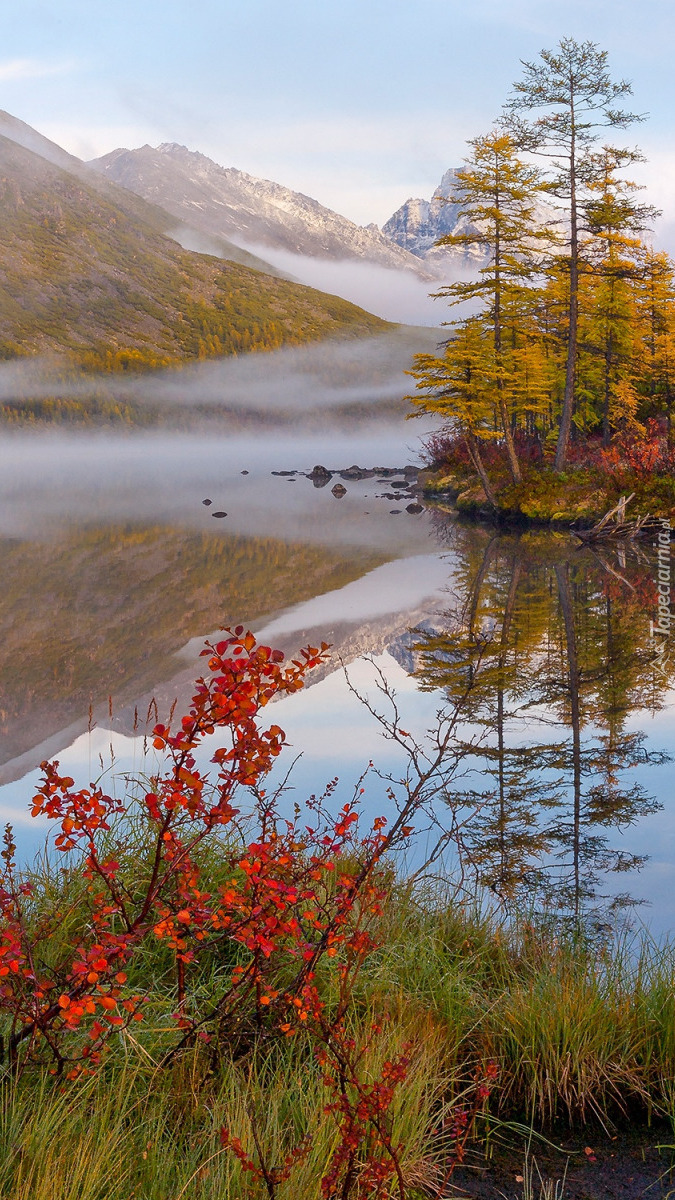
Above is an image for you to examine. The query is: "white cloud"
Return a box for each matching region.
[0,57,75,82]
[630,148,675,254]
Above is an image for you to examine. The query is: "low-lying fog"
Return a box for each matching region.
[0,328,444,417]
[0,420,438,550]
[168,222,449,327]
[233,247,445,326]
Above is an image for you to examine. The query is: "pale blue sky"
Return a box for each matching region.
[3,0,675,236]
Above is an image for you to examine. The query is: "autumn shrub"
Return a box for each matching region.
[598,419,675,482]
[0,627,467,1198]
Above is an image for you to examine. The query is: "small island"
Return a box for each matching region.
[417,427,675,527]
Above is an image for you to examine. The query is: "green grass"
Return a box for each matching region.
[3,851,675,1197]
[0,1032,450,1200]
[362,893,675,1129]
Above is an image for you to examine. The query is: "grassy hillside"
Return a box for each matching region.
[0,135,388,373]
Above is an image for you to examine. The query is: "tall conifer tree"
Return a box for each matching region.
[505,38,643,469]
[434,131,553,483]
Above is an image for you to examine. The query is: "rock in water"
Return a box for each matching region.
[309,465,332,488]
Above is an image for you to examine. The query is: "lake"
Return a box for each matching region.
[2,372,674,937]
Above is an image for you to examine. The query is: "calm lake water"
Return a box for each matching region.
[2,410,674,935]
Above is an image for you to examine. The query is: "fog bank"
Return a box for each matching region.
[0,421,437,547]
[0,328,443,417]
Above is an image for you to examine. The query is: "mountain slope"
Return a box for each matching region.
[0,109,286,278]
[91,142,431,275]
[0,133,388,369]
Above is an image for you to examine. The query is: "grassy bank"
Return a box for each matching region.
[3,619,674,1199]
[419,429,675,526]
[2,858,675,1198]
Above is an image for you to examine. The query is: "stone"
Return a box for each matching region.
[309,465,333,488]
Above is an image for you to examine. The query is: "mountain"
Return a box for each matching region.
[0,524,386,772]
[0,110,285,279]
[382,168,559,276]
[0,124,388,372]
[90,142,431,275]
[382,169,487,274]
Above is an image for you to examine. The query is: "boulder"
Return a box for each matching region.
[308,464,333,488]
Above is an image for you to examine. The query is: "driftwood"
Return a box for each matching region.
[573,494,664,543]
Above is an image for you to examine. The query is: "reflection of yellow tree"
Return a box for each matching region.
[413,536,558,901]
[412,528,671,922]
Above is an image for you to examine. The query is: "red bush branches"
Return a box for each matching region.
[0,627,430,1197]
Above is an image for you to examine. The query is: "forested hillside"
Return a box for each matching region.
[0,135,388,373]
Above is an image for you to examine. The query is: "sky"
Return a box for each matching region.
[3,0,675,241]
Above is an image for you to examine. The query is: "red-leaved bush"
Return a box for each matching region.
[0,628,440,1198]
[598,419,675,480]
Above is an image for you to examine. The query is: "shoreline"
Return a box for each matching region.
[419,464,675,533]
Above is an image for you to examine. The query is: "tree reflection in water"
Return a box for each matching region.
[410,522,672,929]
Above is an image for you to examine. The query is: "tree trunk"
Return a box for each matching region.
[498,392,523,483]
[493,192,522,484]
[496,559,523,892]
[555,114,578,472]
[465,432,498,506]
[555,563,582,922]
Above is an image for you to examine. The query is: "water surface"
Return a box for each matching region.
[3,415,674,935]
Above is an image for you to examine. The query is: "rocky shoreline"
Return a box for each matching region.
[266,463,426,513]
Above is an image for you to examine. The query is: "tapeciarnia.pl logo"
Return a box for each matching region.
[650,518,672,676]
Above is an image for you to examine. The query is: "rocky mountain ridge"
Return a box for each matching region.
[382,167,560,274]
[0,120,387,372]
[382,168,488,271]
[91,142,431,276]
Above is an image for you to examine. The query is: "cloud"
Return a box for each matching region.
[630,148,675,254]
[0,57,75,82]
[194,113,480,224]
[224,246,444,326]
